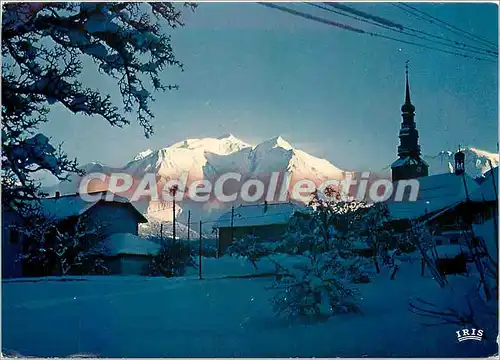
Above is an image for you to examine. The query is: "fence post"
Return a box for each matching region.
[199,220,203,280]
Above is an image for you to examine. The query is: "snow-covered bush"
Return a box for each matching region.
[269,252,362,320]
[355,202,396,273]
[268,191,369,321]
[227,235,280,269]
[17,210,103,276]
[146,241,196,277]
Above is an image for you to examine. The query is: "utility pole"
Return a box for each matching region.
[216,228,220,259]
[230,206,235,244]
[187,210,191,250]
[172,197,176,244]
[169,185,179,244]
[199,220,203,280]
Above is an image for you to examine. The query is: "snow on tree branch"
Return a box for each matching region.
[3,2,195,135]
[2,2,195,208]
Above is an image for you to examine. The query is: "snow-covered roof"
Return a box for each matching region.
[38,191,147,223]
[92,233,160,257]
[470,167,498,202]
[391,156,429,168]
[213,202,302,228]
[387,173,479,220]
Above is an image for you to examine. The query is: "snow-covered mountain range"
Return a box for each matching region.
[122,134,346,224]
[423,147,499,179]
[44,134,498,225]
[123,134,345,183]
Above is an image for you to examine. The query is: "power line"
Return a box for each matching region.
[325,2,404,30]
[309,3,497,58]
[259,3,496,63]
[398,3,498,49]
[393,3,498,51]
[259,2,365,34]
[371,31,494,63]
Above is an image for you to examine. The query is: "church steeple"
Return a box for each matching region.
[401,63,416,120]
[404,62,412,106]
[391,61,429,182]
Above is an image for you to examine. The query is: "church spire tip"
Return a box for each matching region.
[405,60,411,104]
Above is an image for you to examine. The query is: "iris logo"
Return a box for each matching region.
[456,328,484,342]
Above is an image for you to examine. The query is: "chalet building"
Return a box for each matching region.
[470,166,498,259]
[388,168,480,244]
[387,67,497,249]
[213,202,302,253]
[2,191,149,277]
[89,233,160,276]
[391,64,429,182]
[38,191,148,237]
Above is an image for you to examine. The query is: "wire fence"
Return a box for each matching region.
[142,206,301,279]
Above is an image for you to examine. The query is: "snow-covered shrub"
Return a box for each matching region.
[17,210,102,276]
[226,235,280,269]
[268,191,369,321]
[355,202,396,273]
[146,241,196,277]
[270,254,361,320]
[343,256,372,284]
[86,258,109,275]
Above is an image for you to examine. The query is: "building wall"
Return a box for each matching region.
[105,258,122,274]
[219,228,232,254]
[104,255,150,275]
[218,224,288,253]
[120,257,150,275]
[392,162,428,182]
[85,201,139,238]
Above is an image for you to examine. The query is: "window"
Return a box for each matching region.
[450,238,459,244]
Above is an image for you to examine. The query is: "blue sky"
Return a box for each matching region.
[40,2,498,174]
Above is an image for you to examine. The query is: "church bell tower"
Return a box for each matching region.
[391,62,429,182]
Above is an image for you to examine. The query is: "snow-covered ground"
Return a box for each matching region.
[2,259,497,357]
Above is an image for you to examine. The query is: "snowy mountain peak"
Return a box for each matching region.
[423,146,499,178]
[217,133,237,140]
[133,149,154,161]
[468,147,499,161]
[168,135,251,156]
[257,136,293,151]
